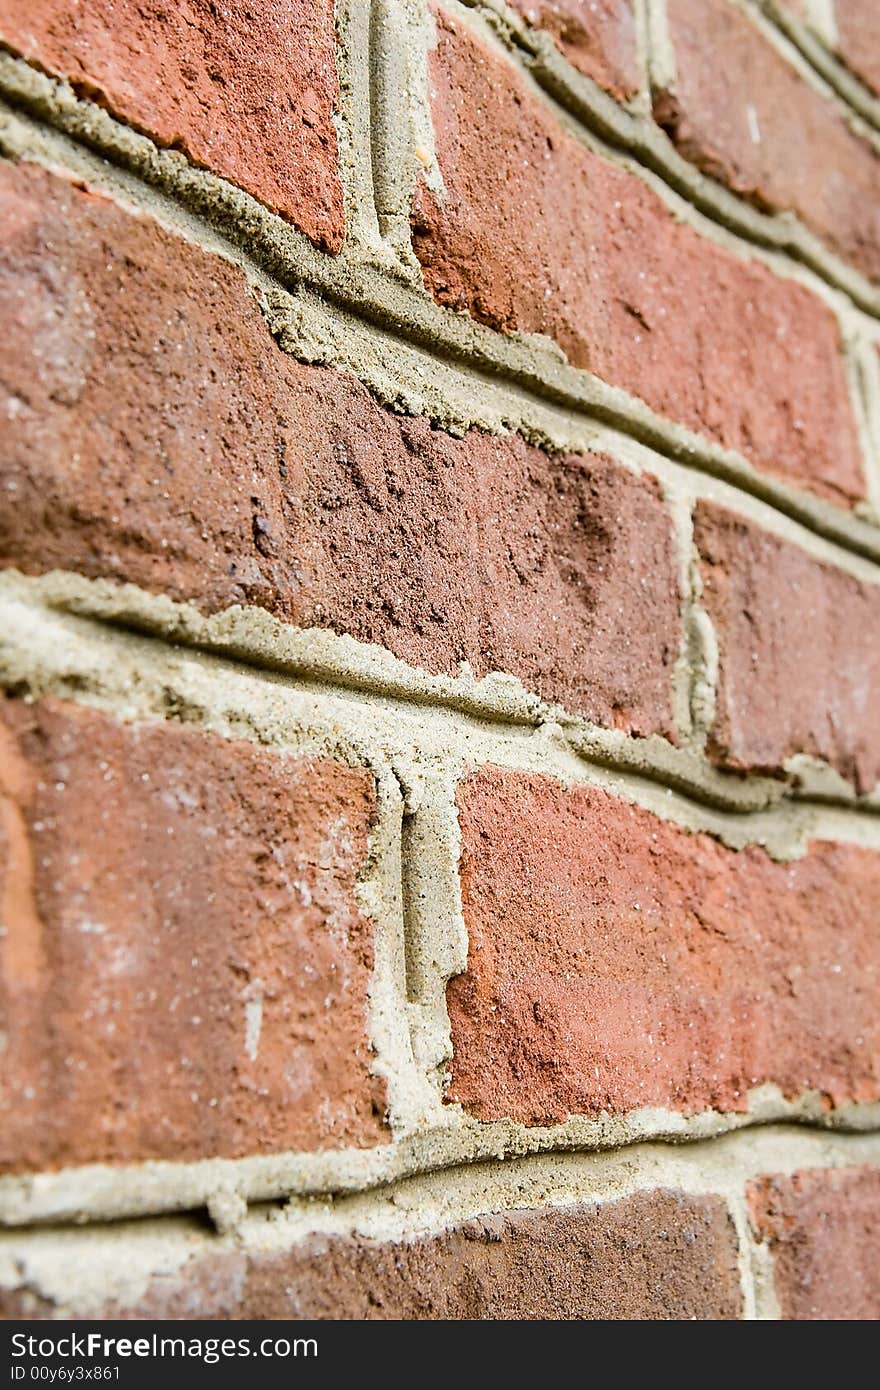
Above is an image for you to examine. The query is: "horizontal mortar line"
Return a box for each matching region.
[1,72,880,575]
[0,0,876,328]
[1,593,878,1225]
[287,280,880,570]
[731,0,880,143]
[454,0,880,585]
[1,64,880,569]
[279,281,880,586]
[5,571,880,823]
[759,0,880,134]
[2,1123,880,1250]
[1,1102,879,1230]
[458,0,880,319]
[2,1139,877,1330]
[552,722,880,820]
[0,586,751,807]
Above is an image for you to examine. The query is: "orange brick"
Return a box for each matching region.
[0,696,387,1172]
[448,767,880,1124]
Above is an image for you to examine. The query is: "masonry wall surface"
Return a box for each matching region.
[0,0,879,1321]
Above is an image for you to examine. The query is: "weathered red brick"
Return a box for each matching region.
[510,0,641,100]
[0,159,682,739]
[0,695,387,1172]
[835,1,880,98]
[654,0,880,285]
[1,1191,741,1319]
[748,1166,880,1319]
[413,8,864,507]
[694,502,880,794]
[447,766,880,1125]
[0,0,343,250]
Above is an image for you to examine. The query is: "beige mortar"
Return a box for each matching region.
[1,53,880,570]
[759,0,880,131]
[2,1125,880,1316]
[1,580,880,1226]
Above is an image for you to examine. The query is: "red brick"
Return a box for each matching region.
[413,9,864,507]
[0,695,387,1172]
[835,1,880,98]
[9,1192,740,1319]
[748,1166,880,1319]
[654,0,880,286]
[0,159,682,739]
[694,502,880,794]
[510,0,641,100]
[447,766,880,1125]
[0,0,343,250]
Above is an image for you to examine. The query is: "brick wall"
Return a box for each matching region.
[0,0,879,1322]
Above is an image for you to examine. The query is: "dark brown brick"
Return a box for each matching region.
[91,1191,742,1319]
[447,766,880,1125]
[654,0,880,285]
[0,0,343,250]
[510,0,641,99]
[0,695,387,1172]
[0,159,682,739]
[748,1166,880,1319]
[694,502,880,794]
[413,7,865,507]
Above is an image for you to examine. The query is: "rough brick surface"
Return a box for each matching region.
[413,8,864,506]
[0,0,343,250]
[835,0,880,97]
[1,0,879,1324]
[655,0,880,285]
[0,696,386,1172]
[510,0,641,99]
[694,502,880,793]
[24,1192,740,1319]
[447,767,880,1125]
[0,160,682,738]
[748,1166,880,1319]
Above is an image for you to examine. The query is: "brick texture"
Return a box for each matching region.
[654,0,880,285]
[447,766,880,1125]
[413,8,865,507]
[694,502,880,794]
[748,1166,880,1319]
[835,1,880,97]
[510,0,641,99]
[656,0,873,284]
[0,0,879,1326]
[0,159,682,739]
[0,1192,741,1320]
[0,695,387,1171]
[0,0,344,250]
